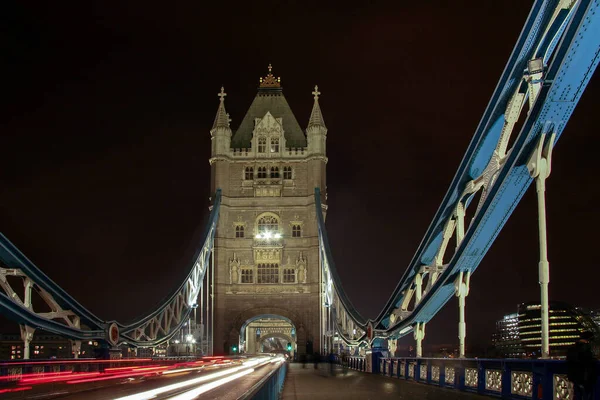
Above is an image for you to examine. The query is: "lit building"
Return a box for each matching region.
[493,302,599,359]
[492,312,523,358]
[208,66,328,355]
[0,334,100,360]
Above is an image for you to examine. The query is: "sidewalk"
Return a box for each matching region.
[282,363,486,400]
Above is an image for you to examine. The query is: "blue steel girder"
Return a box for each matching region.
[376,0,600,338]
[313,0,599,346]
[0,190,221,347]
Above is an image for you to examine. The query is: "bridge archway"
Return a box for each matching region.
[233,312,300,357]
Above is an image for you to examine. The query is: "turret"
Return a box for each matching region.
[210,87,232,157]
[306,85,327,156]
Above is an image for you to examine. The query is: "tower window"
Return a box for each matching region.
[283,268,295,283]
[258,137,266,153]
[257,263,279,283]
[270,166,280,178]
[292,224,302,237]
[257,215,279,234]
[241,268,254,283]
[283,166,292,180]
[235,226,245,238]
[271,138,279,153]
[257,167,267,179]
[245,167,254,180]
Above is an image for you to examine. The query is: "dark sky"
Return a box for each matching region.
[2,1,599,350]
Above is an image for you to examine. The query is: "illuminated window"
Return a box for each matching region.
[292,224,302,237]
[271,138,279,153]
[283,268,295,283]
[270,166,279,178]
[283,166,292,179]
[257,263,279,283]
[245,167,254,180]
[257,167,267,179]
[258,137,266,153]
[241,269,253,284]
[235,225,245,238]
[257,214,279,234]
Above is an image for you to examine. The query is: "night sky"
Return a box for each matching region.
[2,1,599,350]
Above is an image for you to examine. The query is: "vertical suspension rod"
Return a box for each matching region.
[527,132,555,359]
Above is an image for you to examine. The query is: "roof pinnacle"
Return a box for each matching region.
[307,84,326,129]
[218,86,227,102]
[212,86,230,130]
[312,85,321,100]
[259,64,281,88]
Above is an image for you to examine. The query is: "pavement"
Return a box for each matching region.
[282,363,487,400]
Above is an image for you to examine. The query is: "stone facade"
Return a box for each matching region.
[209,69,328,355]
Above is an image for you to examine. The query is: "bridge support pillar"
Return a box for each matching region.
[454,270,471,358]
[413,322,425,358]
[19,325,35,360]
[527,132,555,359]
[71,340,81,359]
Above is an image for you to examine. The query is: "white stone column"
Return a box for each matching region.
[527,132,555,359]
[20,325,35,360]
[413,322,425,358]
[454,271,471,358]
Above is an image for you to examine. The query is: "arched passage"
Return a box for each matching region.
[233,313,297,357]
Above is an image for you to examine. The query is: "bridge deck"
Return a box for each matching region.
[282,363,486,400]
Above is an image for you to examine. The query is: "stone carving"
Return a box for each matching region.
[254,112,282,137]
[465,367,478,387]
[445,367,455,384]
[255,248,281,262]
[230,253,240,284]
[431,365,440,382]
[511,371,533,397]
[296,252,307,283]
[485,369,502,392]
[553,374,574,400]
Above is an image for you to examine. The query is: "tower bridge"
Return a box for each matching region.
[1,0,599,398]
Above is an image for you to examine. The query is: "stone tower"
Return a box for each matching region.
[209,65,328,356]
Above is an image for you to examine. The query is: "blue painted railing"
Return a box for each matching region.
[239,360,287,400]
[378,357,600,400]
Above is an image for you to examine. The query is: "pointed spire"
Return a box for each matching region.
[307,85,326,129]
[212,86,230,130]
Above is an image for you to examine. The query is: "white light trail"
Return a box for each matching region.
[113,365,249,400]
[167,368,254,400]
[113,357,273,400]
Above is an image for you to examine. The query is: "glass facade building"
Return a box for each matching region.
[493,302,599,358]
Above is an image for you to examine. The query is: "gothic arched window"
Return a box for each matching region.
[270,166,279,178]
[270,138,279,153]
[245,167,254,180]
[257,214,279,235]
[235,225,245,238]
[258,137,266,153]
[241,268,253,283]
[283,268,295,283]
[257,167,267,179]
[292,224,302,238]
[257,263,279,283]
[283,166,292,180]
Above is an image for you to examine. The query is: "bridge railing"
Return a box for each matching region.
[347,356,366,372]
[239,360,287,400]
[376,357,597,400]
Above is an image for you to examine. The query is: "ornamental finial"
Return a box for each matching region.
[218,86,227,101]
[259,64,281,88]
[312,85,320,100]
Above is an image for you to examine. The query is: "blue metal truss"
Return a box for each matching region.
[315,0,600,344]
[0,190,221,347]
